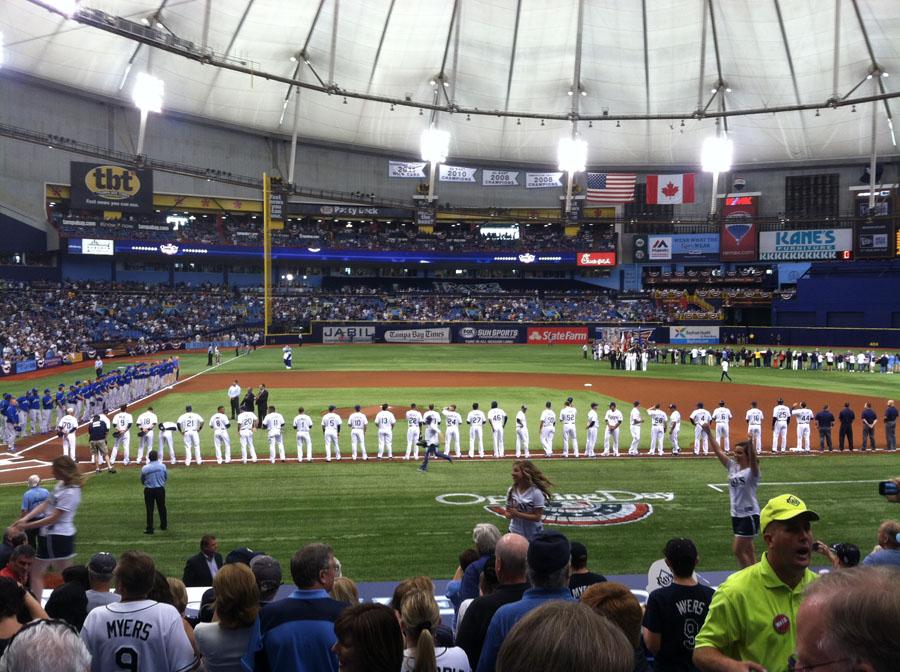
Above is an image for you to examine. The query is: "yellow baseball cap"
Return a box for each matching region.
[760,494,820,532]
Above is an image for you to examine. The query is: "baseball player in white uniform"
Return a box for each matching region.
[158,419,178,465]
[487,401,507,458]
[585,402,599,457]
[177,405,204,466]
[647,403,667,455]
[404,403,423,459]
[539,401,556,457]
[135,406,158,464]
[712,401,733,452]
[110,405,133,465]
[374,403,395,459]
[439,404,461,457]
[603,402,623,456]
[689,402,712,454]
[348,405,369,460]
[772,398,791,453]
[292,407,314,461]
[467,403,487,458]
[559,397,578,458]
[628,401,643,455]
[321,405,342,461]
[262,405,286,463]
[745,401,763,455]
[667,404,681,454]
[56,408,79,461]
[792,401,814,452]
[237,409,259,463]
[515,405,530,458]
[209,405,232,463]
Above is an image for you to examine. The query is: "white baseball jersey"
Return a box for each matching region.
[57,414,79,435]
[137,411,157,432]
[559,406,577,426]
[424,409,442,427]
[322,412,342,433]
[669,410,681,426]
[159,421,178,434]
[374,410,395,431]
[406,409,423,429]
[792,407,814,425]
[467,409,487,427]
[587,409,599,428]
[605,409,623,428]
[539,409,556,428]
[516,410,528,428]
[727,460,760,517]
[690,408,712,425]
[423,417,440,444]
[773,404,791,423]
[262,412,286,436]
[348,411,369,430]
[487,407,507,430]
[648,408,668,428]
[237,411,258,432]
[80,600,197,672]
[209,413,230,431]
[712,407,733,425]
[746,408,764,428]
[177,412,204,432]
[292,413,313,432]
[630,407,642,426]
[282,346,292,359]
[112,411,133,433]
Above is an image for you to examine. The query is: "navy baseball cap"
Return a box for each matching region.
[44,389,50,394]
[527,531,571,574]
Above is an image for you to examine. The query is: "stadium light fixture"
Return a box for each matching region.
[132,72,164,156]
[421,126,450,202]
[558,135,587,214]
[701,134,733,173]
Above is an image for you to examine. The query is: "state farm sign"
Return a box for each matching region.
[577,251,617,267]
[527,327,589,344]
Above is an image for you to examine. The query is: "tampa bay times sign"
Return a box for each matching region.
[70,162,154,213]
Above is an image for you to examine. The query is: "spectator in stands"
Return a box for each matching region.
[641,538,714,672]
[795,566,899,672]
[332,602,404,672]
[460,523,502,602]
[496,601,633,672]
[477,530,575,672]
[447,547,481,613]
[568,541,607,598]
[457,533,529,669]
[0,576,47,656]
[43,565,89,630]
[242,543,347,671]
[195,563,260,672]
[20,476,49,550]
[330,577,359,605]
[0,617,90,672]
[80,550,197,671]
[581,582,650,672]
[182,534,223,587]
[249,555,282,606]
[0,544,34,585]
[862,520,900,567]
[390,576,454,648]
[693,494,820,672]
[85,552,119,613]
[400,589,470,671]
[0,527,26,570]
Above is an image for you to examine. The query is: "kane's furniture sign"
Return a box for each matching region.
[759,228,852,261]
[70,162,153,213]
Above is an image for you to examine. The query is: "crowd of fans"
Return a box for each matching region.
[54,212,617,253]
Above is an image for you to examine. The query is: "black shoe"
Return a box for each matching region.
[108,468,117,474]
[144,529,154,535]
[160,526,167,531]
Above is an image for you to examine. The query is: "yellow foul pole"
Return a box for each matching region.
[262,172,272,341]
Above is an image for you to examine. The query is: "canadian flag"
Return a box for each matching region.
[646,174,695,204]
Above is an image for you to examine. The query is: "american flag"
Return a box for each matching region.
[586,173,636,203]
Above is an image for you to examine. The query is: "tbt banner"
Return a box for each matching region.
[388,161,427,178]
[439,165,477,183]
[526,172,563,189]
[720,196,758,261]
[646,174,696,204]
[482,170,519,186]
[70,162,153,213]
[383,328,451,344]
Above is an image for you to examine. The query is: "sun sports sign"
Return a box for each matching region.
[435,489,675,527]
[527,327,589,344]
[457,327,521,344]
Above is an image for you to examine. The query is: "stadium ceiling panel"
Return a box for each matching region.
[1,0,898,166]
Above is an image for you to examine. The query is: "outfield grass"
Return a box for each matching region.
[1,345,896,582]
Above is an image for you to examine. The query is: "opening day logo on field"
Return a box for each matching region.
[436,489,674,527]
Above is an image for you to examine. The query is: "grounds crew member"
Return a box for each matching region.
[88,414,115,474]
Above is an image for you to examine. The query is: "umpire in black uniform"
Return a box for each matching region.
[838,402,855,451]
[815,404,835,452]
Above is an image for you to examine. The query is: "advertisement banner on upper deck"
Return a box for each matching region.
[576,251,617,267]
[70,162,153,213]
[759,229,852,261]
[854,220,893,259]
[720,196,758,261]
[669,326,720,344]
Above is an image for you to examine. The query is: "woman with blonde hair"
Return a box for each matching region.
[13,456,85,596]
[400,589,470,672]
[194,563,260,672]
[505,460,552,540]
[330,576,359,604]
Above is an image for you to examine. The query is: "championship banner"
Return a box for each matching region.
[439,165,477,183]
[526,172,563,189]
[388,161,427,178]
[482,170,519,186]
[669,326,720,345]
[721,196,758,261]
[854,220,893,259]
[646,174,695,204]
[527,327,588,344]
[576,251,617,267]
[759,229,852,261]
[383,328,451,344]
[70,162,153,213]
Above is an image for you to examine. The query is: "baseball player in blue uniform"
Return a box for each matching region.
[4,398,21,451]
[16,392,30,437]
[40,389,53,434]
[54,385,66,423]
